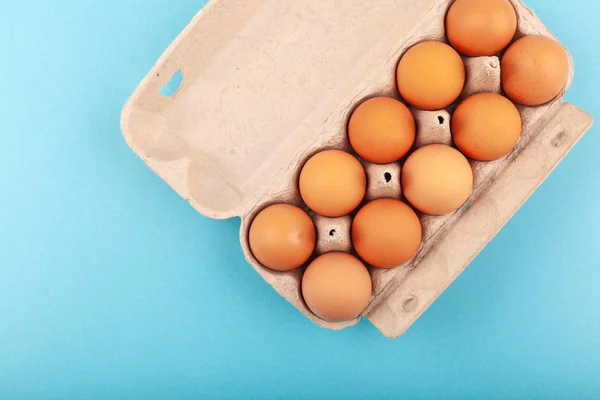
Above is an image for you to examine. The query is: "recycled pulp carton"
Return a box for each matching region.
[121,0,593,338]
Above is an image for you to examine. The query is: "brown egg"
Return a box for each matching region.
[352,198,422,269]
[446,0,517,56]
[502,35,570,106]
[402,144,473,215]
[452,93,522,161]
[249,204,316,271]
[397,41,465,111]
[348,97,416,164]
[302,252,372,322]
[299,150,366,217]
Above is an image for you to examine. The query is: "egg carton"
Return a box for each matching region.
[121,0,592,338]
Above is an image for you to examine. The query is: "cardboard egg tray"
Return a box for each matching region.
[121,0,593,338]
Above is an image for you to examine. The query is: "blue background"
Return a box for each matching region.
[1,1,599,398]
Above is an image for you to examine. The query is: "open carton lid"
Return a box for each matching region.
[121,0,443,219]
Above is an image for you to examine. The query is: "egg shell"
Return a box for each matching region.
[452,93,522,161]
[248,204,316,272]
[402,144,474,215]
[349,97,415,164]
[302,253,373,322]
[299,150,366,217]
[446,0,517,57]
[352,198,423,269]
[502,35,570,106]
[396,41,465,111]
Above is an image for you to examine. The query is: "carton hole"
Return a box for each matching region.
[160,70,183,97]
[438,116,444,124]
[384,172,392,183]
[329,229,336,237]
